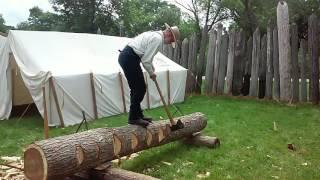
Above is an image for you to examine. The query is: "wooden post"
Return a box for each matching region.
[49,77,65,127]
[205,30,217,95]
[259,34,267,99]
[226,30,235,95]
[232,30,246,96]
[42,86,49,139]
[196,25,209,93]
[166,70,171,105]
[217,34,229,94]
[290,23,300,103]
[144,73,150,109]
[273,27,280,101]
[308,14,319,104]
[277,1,291,102]
[300,39,308,102]
[249,28,261,97]
[173,41,181,64]
[212,24,223,94]
[181,38,189,68]
[187,34,194,71]
[191,34,199,92]
[118,72,127,113]
[90,72,98,119]
[265,25,274,99]
[242,37,253,96]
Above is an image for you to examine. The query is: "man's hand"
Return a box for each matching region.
[150,73,157,81]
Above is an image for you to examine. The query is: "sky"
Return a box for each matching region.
[0,0,53,26]
[0,0,205,27]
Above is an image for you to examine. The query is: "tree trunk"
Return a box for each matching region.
[290,23,300,103]
[250,28,261,97]
[277,1,291,102]
[300,39,308,102]
[225,30,235,95]
[308,14,319,104]
[24,113,207,180]
[217,34,229,94]
[212,24,223,94]
[205,30,217,95]
[265,26,274,99]
[273,27,280,101]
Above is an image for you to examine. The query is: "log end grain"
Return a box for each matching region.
[24,144,47,180]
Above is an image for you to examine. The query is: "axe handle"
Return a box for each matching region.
[153,79,175,125]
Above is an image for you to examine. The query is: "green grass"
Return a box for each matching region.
[1,96,320,179]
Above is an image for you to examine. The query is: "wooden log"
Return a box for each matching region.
[232,30,246,96]
[205,30,217,95]
[300,39,308,102]
[183,133,220,149]
[290,23,300,103]
[308,14,319,104]
[196,25,209,93]
[181,38,189,68]
[225,30,235,95]
[217,34,229,94]
[212,24,223,94]
[241,37,253,96]
[49,77,65,127]
[259,34,267,99]
[90,72,98,119]
[273,27,280,100]
[24,112,207,180]
[265,26,274,99]
[249,28,261,97]
[277,1,291,102]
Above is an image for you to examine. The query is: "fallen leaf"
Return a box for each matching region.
[240,160,245,162]
[197,172,210,179]
[266,155,272,158]
[182,161,194,166]
[162,161,172,166]
[271,175,279,179]
[302,162,308,166]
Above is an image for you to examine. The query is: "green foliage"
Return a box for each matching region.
[118,0,181,37]
[178,20,199,40]
[0,96,320,179]
[17,7,59,31]
[0,14,13,33]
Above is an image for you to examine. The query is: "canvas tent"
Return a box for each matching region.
[0,30,187,127]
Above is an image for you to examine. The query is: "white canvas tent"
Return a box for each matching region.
[0,30,187,127]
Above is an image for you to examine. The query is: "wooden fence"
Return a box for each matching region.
[160,1,320,104]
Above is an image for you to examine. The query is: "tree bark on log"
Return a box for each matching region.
[183,132,220,148]
[91,168,160,180]
[24,112,207,180]
[277,1,292,102]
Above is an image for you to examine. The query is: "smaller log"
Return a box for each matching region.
[183,132,220,148]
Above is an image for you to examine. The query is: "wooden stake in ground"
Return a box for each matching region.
[290,24,299,103]
[277,1,291,102]
[225,30,235,95]
[217,34,229,95]
[249,28,261,97]
[24,112,207,180]
[196,25,208,93]
[204,30,217,95]
[212,24,223,95]
[273,27,280,101]
[300,39,308,102]
[265,25,273,99]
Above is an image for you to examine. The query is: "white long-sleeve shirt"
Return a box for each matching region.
[128,31,163,75]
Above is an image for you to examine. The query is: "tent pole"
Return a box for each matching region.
[118,72,127,113]
[145,73,150,109]
[42,86,49,139]
[90,72,98,119]
[167,70,171,105]
[49,77,65,127]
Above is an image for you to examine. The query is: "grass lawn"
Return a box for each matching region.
[0,95,320,179]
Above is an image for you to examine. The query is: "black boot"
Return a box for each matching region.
[142,116,153,123]
[128,118,150,128]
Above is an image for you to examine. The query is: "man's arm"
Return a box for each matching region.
[140,36,162,78]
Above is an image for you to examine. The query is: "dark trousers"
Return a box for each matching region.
[118,46,146,121]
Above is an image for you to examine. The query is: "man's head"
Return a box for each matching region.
[163,23,180,48]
